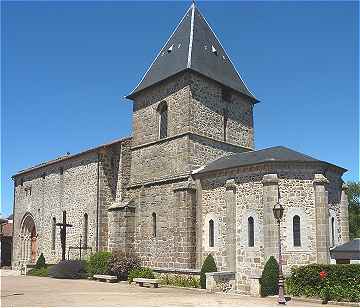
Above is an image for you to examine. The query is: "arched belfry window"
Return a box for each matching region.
[248,217,254,247]
[209,219,214,247]
[159,102,168,139]
[293,215,301,247]
[152,213,157,237]
[331,217,335,247]
[83,213,88,248]
[52,217,56,250]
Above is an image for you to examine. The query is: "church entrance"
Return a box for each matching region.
[20,213,37,264]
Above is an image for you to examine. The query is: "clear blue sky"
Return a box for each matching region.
[1,1,358,217]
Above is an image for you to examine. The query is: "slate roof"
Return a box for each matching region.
[127,3,257,101]
[193,146,347,175]
[330,239,360,260]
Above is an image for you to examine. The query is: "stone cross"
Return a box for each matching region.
[56,211,73,260]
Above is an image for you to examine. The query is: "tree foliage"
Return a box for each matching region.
[35,253,46,269]
[260,256,279,297]
[348,181,360,239]
[200,254,217,289]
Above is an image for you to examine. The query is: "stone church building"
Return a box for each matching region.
[12,3,349,292]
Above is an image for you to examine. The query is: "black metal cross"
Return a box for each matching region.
[56,211,73,260]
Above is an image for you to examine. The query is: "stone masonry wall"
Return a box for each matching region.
[128,179,196,269]
[12,139,131,266]
[198,163,344,293]
[130,71,254,186]
[131,72,191,147]
[12,151,99,266]
[130,136,190,185]
[189,72,254,150]
[189,134,247,171]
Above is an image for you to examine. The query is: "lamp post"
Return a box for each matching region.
[273,201,286,305]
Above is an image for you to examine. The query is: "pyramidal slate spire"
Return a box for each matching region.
[127,3,258,101]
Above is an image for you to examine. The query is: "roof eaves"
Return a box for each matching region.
[193,159,346,178]
[12,136,132,178]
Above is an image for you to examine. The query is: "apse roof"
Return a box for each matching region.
[193,146,347,175]
[127,3,257,101]
[330,239,360,260]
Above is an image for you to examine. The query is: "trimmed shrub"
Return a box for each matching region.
[87,251,112,276]
[159,273,200,288]
[260,256,279,297]
[108,251,140,280]
[28,266,49,277]
[35,253,46,269]
[48,260,87,279]
[128,267,155,283]
[200,254,217,289]
[286,264,360,302]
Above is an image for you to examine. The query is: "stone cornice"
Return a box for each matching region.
[262,174,279,185]
[225,179,236,190]
[131,132,252,152]
[313,173,329,185]
[128,175,191,189]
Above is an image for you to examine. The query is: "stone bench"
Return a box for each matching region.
[133,278,160,288]
[93,274,118,283]
[205,271,236,292]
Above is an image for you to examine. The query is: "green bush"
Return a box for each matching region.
[48,260,88,279]
[286,264,360,302]
[128,267,155,283]
[87,251,112,276]
[260,256,279,297]
[159,274,200,288]
[28,266,49,277]
[200,254,217,289]
[108,251,140,280]
[35,253,46,269]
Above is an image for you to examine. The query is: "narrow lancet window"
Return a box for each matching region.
[159,102,168,139]
[293,215,301,247]
[52,217,56,250]
[248,217,254,247]
[331,217,335,247]
[152,213,157,237]
[223,108,228,142]
[209,219,214,247]
[83,213,88,248]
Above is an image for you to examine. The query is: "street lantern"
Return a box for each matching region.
[273,202,284,222]
[273,200,286,305]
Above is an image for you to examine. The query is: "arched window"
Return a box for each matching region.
[209,219,214,247]
[52,217,56,250]
[159,102,168,139]
[152,213,157,237]
[331,217,335,247]
[83,213,88,248]
[293,215,301,247]
[248,217,254,247]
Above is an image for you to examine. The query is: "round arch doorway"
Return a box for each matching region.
[20,213,37,263]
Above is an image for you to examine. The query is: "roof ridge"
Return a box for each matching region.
[128,4,194,98]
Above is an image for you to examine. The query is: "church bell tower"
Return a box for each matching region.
[127,2,258,186]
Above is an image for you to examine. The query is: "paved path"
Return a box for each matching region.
[1,275,336,307]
